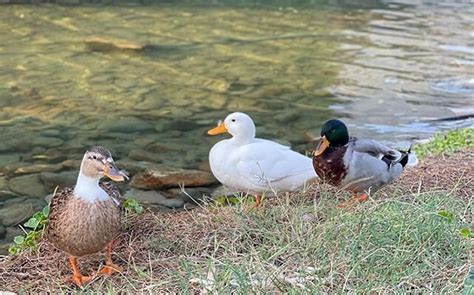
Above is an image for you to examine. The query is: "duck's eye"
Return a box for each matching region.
[92,155,97,160]
[231,119,236,122]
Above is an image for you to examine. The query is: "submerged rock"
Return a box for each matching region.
[0,190,21,201]
[128,149,163,163]
[0,154,20,170]
[115,159,149,175]
[98,116,154,133]
[14,163,63,175]
[32,148,68,163]
[130,166,218,189]
[0,223,5,239]
[0,199,44,227]
[8,174,47,198]
[0,177,7,191]
[39,171,78,192]
[124,188,184,208]
[32,136,64,148]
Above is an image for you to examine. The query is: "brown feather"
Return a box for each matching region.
[45,182,122,257]
[313,145,348,187]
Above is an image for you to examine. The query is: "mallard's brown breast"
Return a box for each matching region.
[312,145,348,187]
[46,187,121,257]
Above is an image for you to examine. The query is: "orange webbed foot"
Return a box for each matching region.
[68,274,93,288]
[67,256,93,288]
[355,193,368,203]
[98,263,123,276]
[254,195,262,208]
[337,192,368,208]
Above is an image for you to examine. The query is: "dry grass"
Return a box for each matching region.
[0,148,472,293]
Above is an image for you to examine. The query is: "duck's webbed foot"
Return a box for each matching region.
[68,256,93,288]
[255,195,262,208]
[337,192,368,208]
[98,240,123,276]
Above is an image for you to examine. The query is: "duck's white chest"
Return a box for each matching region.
[209,140,241,187]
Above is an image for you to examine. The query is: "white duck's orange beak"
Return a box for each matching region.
[313,135,330,156]
[207,121,228,135]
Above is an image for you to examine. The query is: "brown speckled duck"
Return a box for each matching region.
[313,119,417,207]
[46,146,128,287]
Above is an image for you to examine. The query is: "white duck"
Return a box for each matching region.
[208,112,318,205]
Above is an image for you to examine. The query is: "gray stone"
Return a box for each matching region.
[0,143,12,152]
[0,199,43,227]
[0,241,9,256]
[124,188,184,208]
[8,174,47,198]
[146,142,181,153]
[39,171,78,192]
[211,185,238,198]
[32,136,64,148]
[0,177,7,190]
[165,119,200,131]
[134,98,163,111]
[0,190,21,201]
[3,162,26,178]
[0,223,5,239]
[40,129,61,137]
[14,163,63,175]
[166,187,214,203]
[128,149,162,163]
[61,159,81,169]
[0,154,20,170]
[115,159,150,175]
[98,116,154,133]
[274,109,303,123]
[32,148,68,163]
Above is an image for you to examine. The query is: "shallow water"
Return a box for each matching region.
[0,0,473,250]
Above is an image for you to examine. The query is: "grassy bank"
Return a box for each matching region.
[0,129,472,293]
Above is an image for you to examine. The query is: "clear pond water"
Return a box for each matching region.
[0,0,473,250]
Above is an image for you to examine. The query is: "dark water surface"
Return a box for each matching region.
[0,0,473,250]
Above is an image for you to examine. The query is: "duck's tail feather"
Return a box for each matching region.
[382,143,418,169]
[399,143,418,167]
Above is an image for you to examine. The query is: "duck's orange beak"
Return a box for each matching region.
[207,121,228,135]
[313,136,330,156]
[104,163,129,182]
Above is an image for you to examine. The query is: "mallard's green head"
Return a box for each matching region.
[314,119,349,156]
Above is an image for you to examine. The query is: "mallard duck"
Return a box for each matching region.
[208,112,317,205]
[312,119,416,206]
[46,146,128,287]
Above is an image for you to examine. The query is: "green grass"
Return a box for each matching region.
[4,186,469,293]
[1,132,472,293]
[414,128,473,158]
[170,192,471,293]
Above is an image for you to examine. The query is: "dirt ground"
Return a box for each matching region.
[0,148,472,292]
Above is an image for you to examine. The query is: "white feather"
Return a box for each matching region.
[73,172,109,202]
[209,112,317,195]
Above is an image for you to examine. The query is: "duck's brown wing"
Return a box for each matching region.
[46,187,74,242]
[99,181,123,209]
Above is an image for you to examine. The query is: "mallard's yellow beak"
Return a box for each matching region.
[314,136,330,156]
[207,122,228,135]
[104,163,129,182]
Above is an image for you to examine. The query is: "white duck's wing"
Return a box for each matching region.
[352,139,401,160]
[233,139,316,192]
